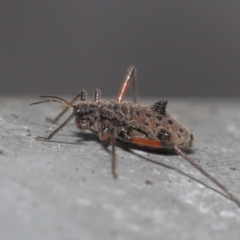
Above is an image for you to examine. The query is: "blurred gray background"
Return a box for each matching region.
[1,1,240,98]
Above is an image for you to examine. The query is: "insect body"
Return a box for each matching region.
[76,99,194,149]
[30,66,240,207]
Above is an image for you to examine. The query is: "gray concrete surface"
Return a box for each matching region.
[0,97,240,240]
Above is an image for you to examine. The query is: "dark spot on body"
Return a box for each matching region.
[145,113,151,118]
[144,122,149,126]
[113,104,119,110]
[121,105,128,115]
[157,129,171,142]
[168,119,173,125]
[155,122,160,127]
[230,167,237,171]
[179,128,183,132]
[135,110,140,116]
[156,116,162,121]
[177,133,181,138]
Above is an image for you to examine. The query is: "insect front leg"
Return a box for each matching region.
[118,66,137,103]
[36,113,75,141]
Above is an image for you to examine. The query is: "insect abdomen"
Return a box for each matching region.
[120,102,194,149]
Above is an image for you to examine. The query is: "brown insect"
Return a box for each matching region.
[30,66,240,207]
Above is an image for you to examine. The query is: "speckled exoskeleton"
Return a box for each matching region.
[30,66,240,207]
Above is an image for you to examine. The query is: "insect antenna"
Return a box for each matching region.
[30,95,79,141]
[35,90,87,124]
[173,145,240,207]
[30,95,73,108]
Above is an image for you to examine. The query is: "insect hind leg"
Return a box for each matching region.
[47,89,87,124]
[173,145,240,207]
[118,65,137,103]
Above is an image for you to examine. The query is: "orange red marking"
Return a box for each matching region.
[131,138,162,148]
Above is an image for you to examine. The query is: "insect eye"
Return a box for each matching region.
[78,107,88,115]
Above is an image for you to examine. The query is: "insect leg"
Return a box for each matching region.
[110,129,117,179]
[173,145,240,207]
[94,88,101,101]
[118,65,137,103]
[129,136,240,206]
[36,112,75,141]
[100,129,118,179]
[48,90,87,124]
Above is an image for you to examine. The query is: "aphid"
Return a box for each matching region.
[30,66,240,207]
